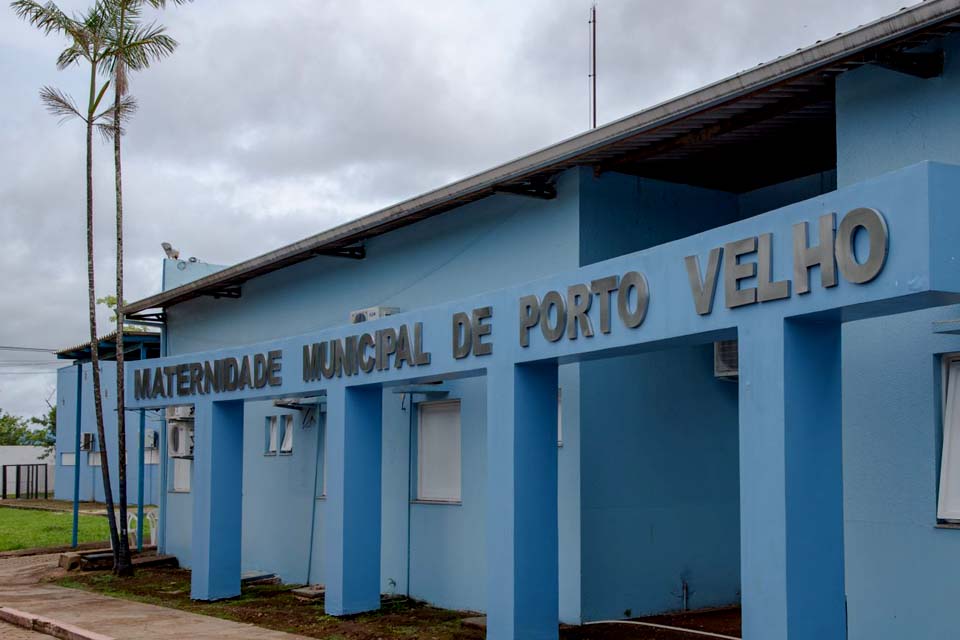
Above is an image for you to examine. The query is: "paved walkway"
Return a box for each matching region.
[0,555,309,640]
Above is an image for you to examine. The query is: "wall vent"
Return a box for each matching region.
[714,340,739,379]
[80,432,95,451]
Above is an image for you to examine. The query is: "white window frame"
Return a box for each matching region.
[939,354,960,522]
[265,416,279,455]
[60,452,76,466]
[145,449,160,465]
[417,399,462,503]
[279,415,294,454]
[88,451,101,466]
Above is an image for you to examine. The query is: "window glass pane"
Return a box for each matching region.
[61,452,75,466]
[145,449,160,465]
[280,415,294,453]
[265,416,278,454]
[88,451,101,466]
[173,458,191,492]
[939,359,960,520]
[418,401,461,501]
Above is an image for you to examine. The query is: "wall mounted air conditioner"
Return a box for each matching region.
[166,405,194,420]
[144,429,159,450]
[714,340,739,379]
[349,306,399,324]
[168,423,194,459]
[80,432,95,451]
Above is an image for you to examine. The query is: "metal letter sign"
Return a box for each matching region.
[685,208,889,315]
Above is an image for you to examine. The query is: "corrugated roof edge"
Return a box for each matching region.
[123,0,960,316]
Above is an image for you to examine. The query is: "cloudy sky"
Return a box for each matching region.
[0,0,912,418]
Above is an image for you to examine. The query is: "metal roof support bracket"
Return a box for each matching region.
[493,180,558,200]
[871,49,944,78]
[316,245,366,260]
[209,286,242,300]
[125,312,167,323]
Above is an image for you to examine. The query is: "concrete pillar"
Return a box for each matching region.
[738,319,846,640]
[190,400,244,600]
[486,362,559,640]
[324,384,383,615]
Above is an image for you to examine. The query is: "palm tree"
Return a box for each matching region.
[103,0,182,576]
[11,0,129,562]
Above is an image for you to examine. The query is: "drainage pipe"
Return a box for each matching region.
[583,620,740,640]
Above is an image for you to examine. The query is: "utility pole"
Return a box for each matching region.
[589,3,597,129]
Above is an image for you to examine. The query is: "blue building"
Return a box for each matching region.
[56,2,960,638]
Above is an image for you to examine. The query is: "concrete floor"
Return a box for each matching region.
[0,555,308,640]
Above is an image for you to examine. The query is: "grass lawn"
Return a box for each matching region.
[0,505,110,551]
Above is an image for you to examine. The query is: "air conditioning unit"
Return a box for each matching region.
[144,429,159,450]
[167,405,194,420]
[714,340,739,379]
[349,306,399,324]
[168,423,194,459]
[80,432,95,451]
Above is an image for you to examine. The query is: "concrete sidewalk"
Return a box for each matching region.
[0,555,308,640]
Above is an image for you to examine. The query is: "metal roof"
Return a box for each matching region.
[124,0,960,317]
[56,329,161,361]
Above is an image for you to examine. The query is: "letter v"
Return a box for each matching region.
[684,247,723,316]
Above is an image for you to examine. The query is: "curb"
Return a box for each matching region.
[0,607,115,640]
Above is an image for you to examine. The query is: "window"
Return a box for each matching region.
[280,415,294,454]
[145,449,160,465]
[88,451,101,466]
[939,356,960,521]
[61,452,75,466]
[172,458,191,492]
[417,400,461,502]
[265,416,279,455]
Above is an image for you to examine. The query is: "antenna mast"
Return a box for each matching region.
[589,3,597,129]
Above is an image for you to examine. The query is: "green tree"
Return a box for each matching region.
[12,0,124,563]
[29,403,57,459]
[104,0,184,577]
[0,409,32,446]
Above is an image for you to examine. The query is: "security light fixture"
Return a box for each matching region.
[161,242,180,259]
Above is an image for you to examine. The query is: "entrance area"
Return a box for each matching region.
[580,341,741,621]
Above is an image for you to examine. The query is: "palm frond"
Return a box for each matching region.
[95,121,122,141]
[10,1,77,37]
[94,94,138,125]
[120,22,178,70]
[39,85,84,124]
[54,41,84,69]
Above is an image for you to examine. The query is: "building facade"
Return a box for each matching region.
[57,2,960,638]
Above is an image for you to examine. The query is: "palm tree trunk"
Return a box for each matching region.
[87,58,121,565]
[113,50,133,576]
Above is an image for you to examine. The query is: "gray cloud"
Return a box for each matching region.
[0,0,910,417]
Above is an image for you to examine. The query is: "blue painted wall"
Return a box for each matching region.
[161,169,582,612]
[54,362,161,506]
[834,31,960,639]
[836,35,960,189]
[578,171,744,620]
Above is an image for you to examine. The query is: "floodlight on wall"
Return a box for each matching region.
[161,242,180,259]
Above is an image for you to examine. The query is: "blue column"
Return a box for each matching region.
[738,319,845,640]
[137,408,145,551]
[324,384,383,615]
[190,400,244,601]
[486,362,559,640]
[72,363,82,548]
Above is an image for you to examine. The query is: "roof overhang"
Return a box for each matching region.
[124,0,960,319]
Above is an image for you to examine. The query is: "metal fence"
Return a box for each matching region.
[1,464,49,500]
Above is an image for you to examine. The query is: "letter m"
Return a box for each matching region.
[303,344,322,382]
[134,368,151,400]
